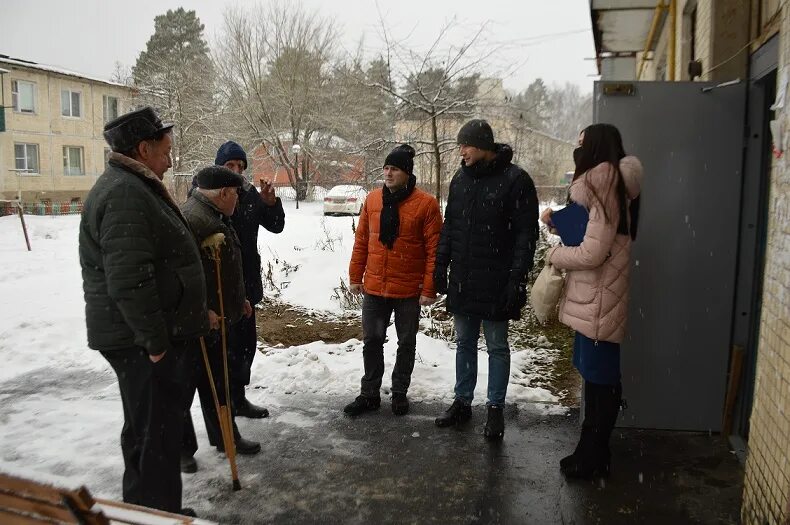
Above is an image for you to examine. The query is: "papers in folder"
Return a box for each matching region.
[551,203,589,247]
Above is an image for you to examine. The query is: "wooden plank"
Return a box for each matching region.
[0,507,59,525]
[0,492,77,523]
[0,473,64,504]
[94,498,195,524]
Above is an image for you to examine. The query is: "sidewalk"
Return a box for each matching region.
[183,396,743,524]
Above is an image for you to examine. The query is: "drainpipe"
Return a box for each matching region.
[669,0,677,80]
[637,1,668,80]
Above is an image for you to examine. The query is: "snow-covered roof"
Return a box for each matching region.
[0,55,131,89]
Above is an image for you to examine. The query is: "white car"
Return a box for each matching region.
[323,185,367,216]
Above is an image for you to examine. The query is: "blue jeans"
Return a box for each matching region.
[453,314,510,406]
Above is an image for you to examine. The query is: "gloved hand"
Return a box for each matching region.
[503,278,526,313]
[433,264,448,295]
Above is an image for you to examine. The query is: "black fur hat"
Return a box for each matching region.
[103,107,174,153]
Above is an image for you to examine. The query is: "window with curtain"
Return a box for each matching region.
[14,143,39,173]
[61,89,81,118]
[63,146,84,176]
[11,80,36,113]
[103,95,119,123]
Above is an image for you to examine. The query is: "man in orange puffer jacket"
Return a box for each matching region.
[344,144,443,417]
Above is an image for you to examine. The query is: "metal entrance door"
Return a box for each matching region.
[595,81,746,431]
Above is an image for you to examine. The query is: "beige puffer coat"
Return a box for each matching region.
[548,156,643,343]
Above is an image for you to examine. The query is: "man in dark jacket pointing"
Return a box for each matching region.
[217,141,285,419]
[433,119,538,440]
[79,107,208,514]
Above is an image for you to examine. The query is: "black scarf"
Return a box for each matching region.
[379,174,417,249]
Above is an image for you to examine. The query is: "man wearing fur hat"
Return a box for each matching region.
[344,144,443,417]
[433,119,539,440]
[216,141,285,420]
[79,107,208,514]
[181,166,262,458]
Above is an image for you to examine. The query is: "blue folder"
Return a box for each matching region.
[551,203,589,247]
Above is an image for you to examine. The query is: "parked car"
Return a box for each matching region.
[323,185,367,216]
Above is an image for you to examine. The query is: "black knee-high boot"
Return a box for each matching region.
[561,380,622,479]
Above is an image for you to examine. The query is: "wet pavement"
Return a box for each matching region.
[183,396,743,524]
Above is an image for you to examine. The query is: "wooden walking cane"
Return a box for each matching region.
[201,232,241,491]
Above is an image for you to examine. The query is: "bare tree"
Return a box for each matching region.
[365,18,504,199]
[215,3,349,198]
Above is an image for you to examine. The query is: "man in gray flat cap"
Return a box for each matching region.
[181,166,262,458]
[79,106,209,515]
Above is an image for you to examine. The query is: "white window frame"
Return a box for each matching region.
[14,143,40,175]
[63,146,85,176]
[11,80,36,114]
[61,88,82,118]
[103,95,119,123]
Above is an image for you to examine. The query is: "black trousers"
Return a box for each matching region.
[182,324,242,455]
[101,343,192,513]
[229,310,258,406]
[360,294,421,398]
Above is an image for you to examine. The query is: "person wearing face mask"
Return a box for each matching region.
[541,123,642,480]
[344,144,443,417]
[433,119,539,440]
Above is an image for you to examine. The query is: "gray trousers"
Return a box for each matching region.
[360,293,420,398]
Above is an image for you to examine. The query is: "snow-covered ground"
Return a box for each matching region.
[0,201,561,498]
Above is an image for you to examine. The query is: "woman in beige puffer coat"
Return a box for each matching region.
[542,123,642,480]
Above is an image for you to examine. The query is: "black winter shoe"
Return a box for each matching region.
[236,398,270,419]
[435,398,472,427]
[343,395,381,417]
[180,508,197,517]
[217,435,262,455]
[391,393,409,416]
[483,405,505,440]
[180,452,197,474]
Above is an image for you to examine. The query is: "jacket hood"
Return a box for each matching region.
[619,155,642,199]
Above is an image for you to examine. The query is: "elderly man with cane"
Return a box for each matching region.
[79,107,208,515]
[181,166,261,482]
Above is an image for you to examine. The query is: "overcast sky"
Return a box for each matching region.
[1,0,598,93]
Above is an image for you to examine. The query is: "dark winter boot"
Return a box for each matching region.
[180,452,198,474]
[483,405,505,440]
[561,381,621,480]
[435,398,472,427]
[391,393,409,416]
[216,422,261,455]
[180,508,197,517]
[235,397,270,419]
[343,395,381,417]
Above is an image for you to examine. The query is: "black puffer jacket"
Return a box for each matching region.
[436,143,539,321]
[182,191,247,325]
[231,181,285,305]
[79,153,209,355]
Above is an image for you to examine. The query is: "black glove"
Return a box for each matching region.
[433,264,448,295]
[503,278,526,313]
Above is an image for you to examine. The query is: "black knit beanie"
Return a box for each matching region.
[457,119,495,151]
[384,144,416,174]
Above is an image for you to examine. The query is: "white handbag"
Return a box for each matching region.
[530,262,564,324]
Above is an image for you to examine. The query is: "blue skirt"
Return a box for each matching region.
[572,332,621,386]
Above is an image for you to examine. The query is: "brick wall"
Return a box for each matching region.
[741,6,790,524]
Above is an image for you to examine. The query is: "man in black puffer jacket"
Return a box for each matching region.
[217,141,285,419]
[79,107,209,515]
[433,119,538,440]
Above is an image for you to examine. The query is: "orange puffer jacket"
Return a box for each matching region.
[349,187,443,298]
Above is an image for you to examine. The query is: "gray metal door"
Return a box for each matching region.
[595,81,746,431]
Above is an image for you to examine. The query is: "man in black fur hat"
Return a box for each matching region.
[433,119,539,440]
[79,107,208,515]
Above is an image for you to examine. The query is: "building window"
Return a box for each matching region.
[14,143,39,173]
[63,146,84,176]
[61,89,81,118]
[103,95,119,123]
[11,80,36,113]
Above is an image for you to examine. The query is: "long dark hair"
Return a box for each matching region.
[572,123,639,240]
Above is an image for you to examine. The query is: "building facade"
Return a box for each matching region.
[590,1,788,523]
[0,55,133,205]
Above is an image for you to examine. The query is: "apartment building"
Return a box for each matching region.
[0,55,134,205]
